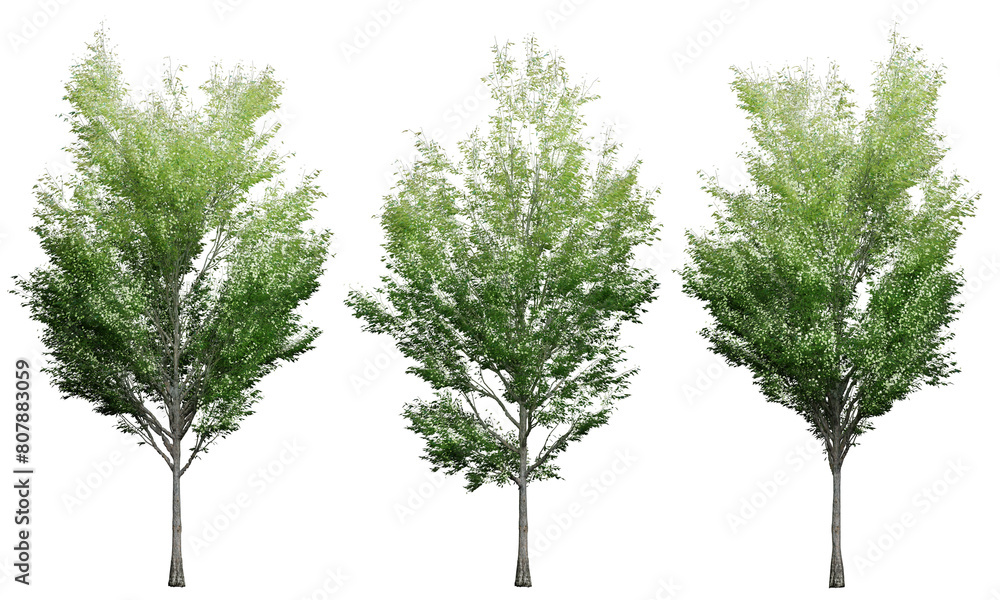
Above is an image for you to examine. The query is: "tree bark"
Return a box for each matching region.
[514,397,532,587]
[168,462,185,587]
[514,481,531,587]
[829,463,844,588]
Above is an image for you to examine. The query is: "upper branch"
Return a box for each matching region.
[460,391,518,455]
[527,418,580,476]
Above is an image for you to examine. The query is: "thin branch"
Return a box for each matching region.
[528,418,579,475]
[460,391,518,455]
[178,430,223,476]
[120,415,173,468]
[470,372,519,428]
[536,358,599,407]
[119,375,175,454]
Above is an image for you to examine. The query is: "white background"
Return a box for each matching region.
[0,0,997,598]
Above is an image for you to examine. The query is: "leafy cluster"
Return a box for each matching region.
[348,38,658,490]
[14,30,330,471]
[681,35,975,461]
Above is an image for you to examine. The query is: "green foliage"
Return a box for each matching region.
[13,29,330,469]
[403,394,520,491]
[348,38,658,491]
[680,34,975,460]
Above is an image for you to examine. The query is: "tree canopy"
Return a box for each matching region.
[347,37,659,586]
[350,38,658,491]
[13,29,330,586]
[683,35,973,455]
[680,34,975,587]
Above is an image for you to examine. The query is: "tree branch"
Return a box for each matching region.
[460,391,518,455]
[119,415,173,469]
[178,430,223,476]
[528,419,579,476]
[470,371,520,429]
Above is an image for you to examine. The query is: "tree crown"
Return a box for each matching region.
[681,35,975,447]
[348,37,659,490]
[14,29,330,466]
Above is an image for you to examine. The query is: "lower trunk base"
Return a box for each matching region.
[829,462,844,588]
[168,558,185,587]
[514,566,531,588]
[515,481,531,587]
[829,558,844,588]
[514,531,531,587]
[169,464,185,587]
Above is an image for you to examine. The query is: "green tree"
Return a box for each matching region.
[680,35,975,587]
[347,39,658,587]
[13,31,330,587]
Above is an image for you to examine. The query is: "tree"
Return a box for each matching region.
[679,35,975,588]
[13,30,331,587]
[346,38,658,587]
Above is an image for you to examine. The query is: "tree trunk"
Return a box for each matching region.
[168,464,185,587]
[514,481,531,587]
[829,464,844,588]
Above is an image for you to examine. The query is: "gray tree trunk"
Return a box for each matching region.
[514,404,531,588]
[829,464,844,588]
[514,481,531,587]
[168,462,185,587]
